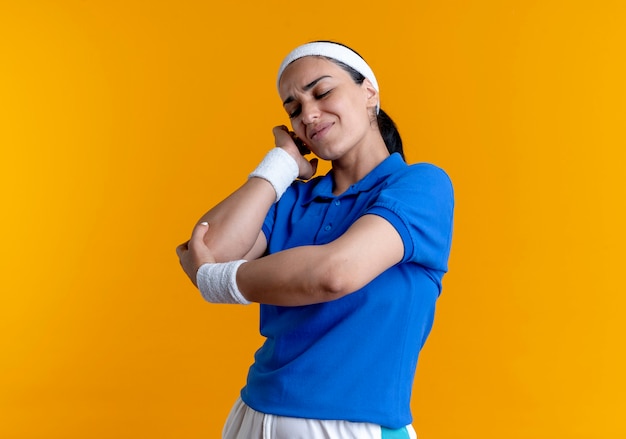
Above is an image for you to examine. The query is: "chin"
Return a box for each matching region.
[310,142,350,162]
[311,151,339,162]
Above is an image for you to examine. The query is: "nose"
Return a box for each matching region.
[300,100,320,125]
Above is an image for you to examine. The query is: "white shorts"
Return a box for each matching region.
[222,398,418,439]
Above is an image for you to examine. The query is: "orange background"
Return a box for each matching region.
[1,1,625,438]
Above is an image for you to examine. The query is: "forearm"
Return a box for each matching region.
[178,129,318,291]
[236,245,347,306]
[194,144,304,262]
[235,215,404,306]
[197,177,275,262]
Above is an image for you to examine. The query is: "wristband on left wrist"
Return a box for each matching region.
[196,260,250,305]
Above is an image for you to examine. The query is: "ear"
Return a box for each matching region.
[361,78,379,110]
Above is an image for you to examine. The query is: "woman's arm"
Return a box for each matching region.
[179,213,404,306]
[195,177,275,262]
[184,126,318,263]
[237,214,404,306]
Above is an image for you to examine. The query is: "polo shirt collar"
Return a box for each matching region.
[301,153,406,205]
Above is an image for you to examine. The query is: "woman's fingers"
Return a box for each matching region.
[175,241,188,259]
[189,221,209,249]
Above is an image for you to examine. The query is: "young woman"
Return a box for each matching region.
[176,41,454,439]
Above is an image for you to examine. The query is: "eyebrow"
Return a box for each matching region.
[282,75,332,106]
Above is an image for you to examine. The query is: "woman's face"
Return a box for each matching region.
[278,56,379,161]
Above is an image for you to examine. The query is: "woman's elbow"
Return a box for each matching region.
[316,257,359,300]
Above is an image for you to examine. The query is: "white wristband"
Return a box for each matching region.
[249,148,298,202]
[196,260,250,305]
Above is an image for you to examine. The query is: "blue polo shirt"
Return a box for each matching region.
[240,153,454,429]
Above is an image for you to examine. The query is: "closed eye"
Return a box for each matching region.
[316,90,332,99]
[288,106,301,119]
[287,89,333,118]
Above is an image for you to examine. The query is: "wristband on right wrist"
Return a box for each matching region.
[248,148,298,202]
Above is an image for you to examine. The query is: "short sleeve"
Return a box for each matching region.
[262,202,277,243]
[366,163,454,271]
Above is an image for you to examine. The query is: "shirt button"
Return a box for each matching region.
[334,200,341,206]
[324,225,332,231]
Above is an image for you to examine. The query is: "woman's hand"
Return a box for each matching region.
[176,222,216,287]
[273,125,318,180]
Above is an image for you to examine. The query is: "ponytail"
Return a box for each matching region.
[377,108,404,160]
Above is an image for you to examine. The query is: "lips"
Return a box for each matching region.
[308,122,333,141]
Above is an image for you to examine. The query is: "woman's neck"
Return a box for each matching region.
[331,138,389,196]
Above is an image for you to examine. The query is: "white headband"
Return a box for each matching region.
[276,42,380,112]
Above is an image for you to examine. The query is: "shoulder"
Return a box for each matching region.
[403,162,451,182]
[367,161,454,268]
[383,162,454,198]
